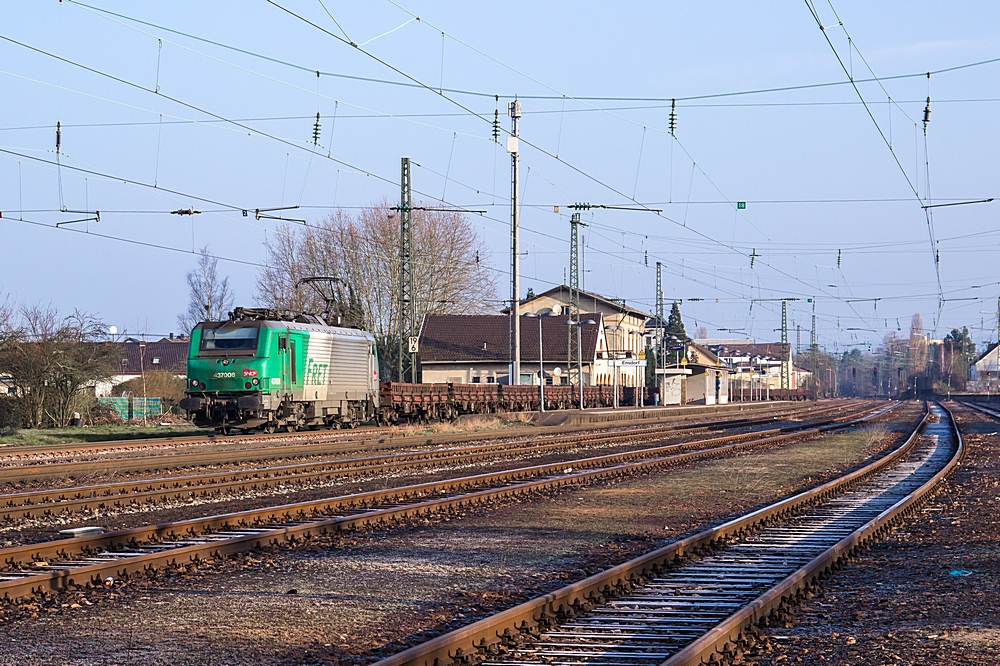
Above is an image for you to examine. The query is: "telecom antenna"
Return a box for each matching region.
[508,99,521,387]
[398,157,416,383]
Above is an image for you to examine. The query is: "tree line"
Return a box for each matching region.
[795,313,981,397]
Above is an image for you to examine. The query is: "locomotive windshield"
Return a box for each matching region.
[199,325,259,354]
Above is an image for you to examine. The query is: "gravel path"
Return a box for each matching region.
[0,406,918,666]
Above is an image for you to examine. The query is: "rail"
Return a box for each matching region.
[0,401,870,521]
[0,402,898,602]
[0,401,866,484]
[369,401,959,666]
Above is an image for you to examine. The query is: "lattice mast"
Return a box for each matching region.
[810,299,818,394]
[781,300,791,390]
[656,261,664,374]
[567,212,583,387]
[397,157,416,383]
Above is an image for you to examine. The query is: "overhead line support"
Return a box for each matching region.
[509,100,521,387]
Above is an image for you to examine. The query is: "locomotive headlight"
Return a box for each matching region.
[191,379,200,388]
[252,378,260,386]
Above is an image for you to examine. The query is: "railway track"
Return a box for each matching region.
[371,401,960,666]
[0,401,866,486]
[0,402,898,602]
[0,400,814,464]
[0,401,875,522]
[955,399,1000,421]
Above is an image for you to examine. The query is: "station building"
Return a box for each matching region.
[417,313,610,386]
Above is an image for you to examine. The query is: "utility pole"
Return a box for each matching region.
[810,300,818,396]
[397,157,415,383]
[995,296,1000,389]
[753,297,797,391]
[568,212,584,390]
[508,100,521,386]
[656,261,664,395]
[796,323,801,355]
[780,300,790,391]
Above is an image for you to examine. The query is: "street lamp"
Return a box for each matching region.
[565,319,597,410]
[524,311,557,412]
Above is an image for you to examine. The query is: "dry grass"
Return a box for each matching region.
[718,455,772,502]
[395,414,536,437]
[859,422,889,454]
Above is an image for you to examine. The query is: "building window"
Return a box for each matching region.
[486,376,495,383]
[471,376,481,383]
[152,358,160,365]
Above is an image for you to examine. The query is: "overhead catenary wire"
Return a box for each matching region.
[10,3,993,345]
[266,0,873,319]
[17,0,992,318]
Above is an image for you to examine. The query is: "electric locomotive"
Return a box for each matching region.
[179,307,380,433]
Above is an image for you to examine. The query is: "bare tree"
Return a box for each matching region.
[908,312,928,384]
[256,201,499,378]
[178,247,234,333]
[0,303,117,428]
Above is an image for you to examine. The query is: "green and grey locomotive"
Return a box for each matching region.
[179,307,380,433]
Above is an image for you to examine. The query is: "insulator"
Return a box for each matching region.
[669,98,677,136]
[492,109,500,143]
[923,96,931,129]
[56,121,61,152]
[312,112,321,145]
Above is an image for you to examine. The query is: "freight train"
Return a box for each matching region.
[179,307,618,433]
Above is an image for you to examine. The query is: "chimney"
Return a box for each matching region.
[169,332,174,340]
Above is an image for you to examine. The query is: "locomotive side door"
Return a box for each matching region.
[277,332,291,398]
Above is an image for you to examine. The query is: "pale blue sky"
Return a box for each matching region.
[1,1,998,350]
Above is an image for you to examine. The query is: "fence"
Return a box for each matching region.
[98,397,162,421]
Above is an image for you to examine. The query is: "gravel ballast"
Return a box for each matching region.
[0,406,919,665]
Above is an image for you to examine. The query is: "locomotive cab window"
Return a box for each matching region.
[199,325,259,356]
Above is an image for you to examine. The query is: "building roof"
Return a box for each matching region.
[713,342,790,360]
[974,343,1000,371]
[115,338,189,375]
[692,338,757,346]
[420,314,602,364]
[686,341,720,366]
[520,285,653,320]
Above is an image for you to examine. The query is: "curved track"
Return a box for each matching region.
[371,402,961,666]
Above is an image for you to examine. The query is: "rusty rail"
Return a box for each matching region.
[0,403,898,602]
[0,399,820,461]
[0,401,864,522]
[370,402,946,666]
[0,401,865,484]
